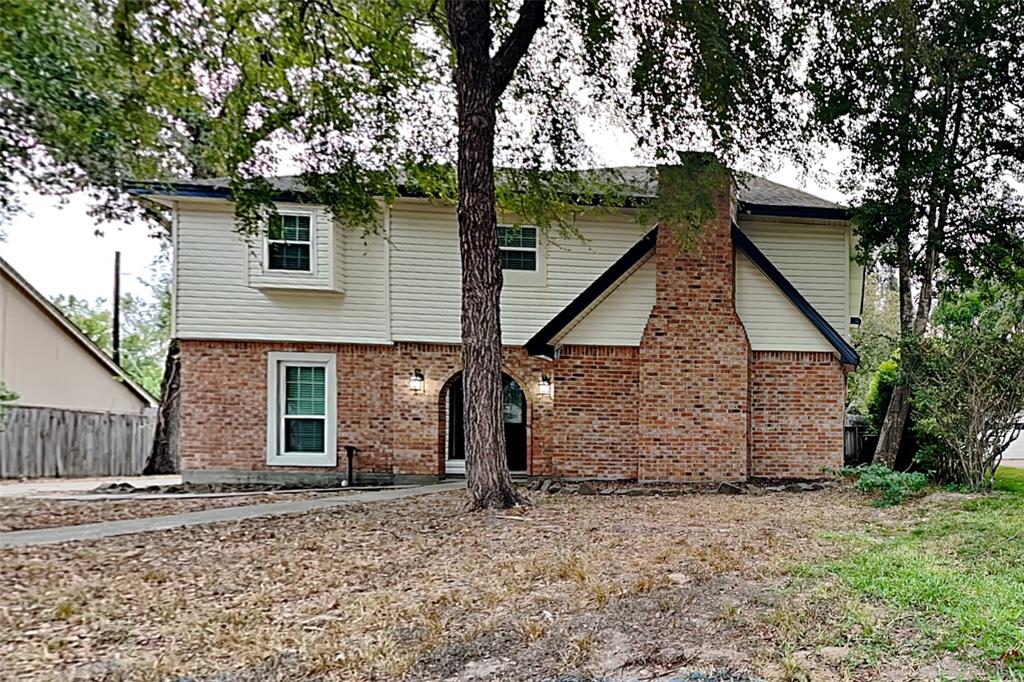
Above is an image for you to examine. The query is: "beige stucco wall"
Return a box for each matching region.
[0,273,149,414]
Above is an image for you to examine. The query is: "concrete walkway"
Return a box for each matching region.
[0,481,464,549]
[0,475,182,497]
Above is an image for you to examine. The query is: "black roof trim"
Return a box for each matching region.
[126,181,309,204]
[738,201,850,221]
[524,226,658,357]
[732,223,859,366]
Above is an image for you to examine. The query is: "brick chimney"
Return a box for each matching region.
[637,169,751,481]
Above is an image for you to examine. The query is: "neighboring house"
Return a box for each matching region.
[0,256,157,477]
[133,167,863,485]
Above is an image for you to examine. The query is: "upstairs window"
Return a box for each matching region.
[498,225,538,271]
[267,213,312,272]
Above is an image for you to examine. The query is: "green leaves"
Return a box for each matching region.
[805,0,1024,283]
[909,282,1024,490]
[2,0,808,239]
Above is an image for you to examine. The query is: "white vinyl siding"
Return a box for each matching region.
[388,201,649,345]
[736,216,851,340]
[558,256,656,346]
[735,251,834,353]
[174,200,388,343]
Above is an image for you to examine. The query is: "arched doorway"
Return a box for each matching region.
[444,372,528,475]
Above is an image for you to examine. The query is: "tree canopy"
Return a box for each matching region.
[2,0,805,229]
[803,0,1024,463]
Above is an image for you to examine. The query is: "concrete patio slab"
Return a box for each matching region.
[0,481,464,548]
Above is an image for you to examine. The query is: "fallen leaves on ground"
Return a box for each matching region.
[0,488,948,681]
[0,493,343,532]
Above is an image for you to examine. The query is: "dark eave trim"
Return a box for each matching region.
[738,201,850,221]
[126,181,309,204]
[732,223,859,366]
[524,226,658,357]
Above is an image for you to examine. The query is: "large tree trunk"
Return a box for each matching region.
[873,382,910,468]
[447,0,525,509]
[145,338,180,474]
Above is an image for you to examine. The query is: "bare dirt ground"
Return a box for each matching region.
[0,488,958,681]
[0,492,345,532]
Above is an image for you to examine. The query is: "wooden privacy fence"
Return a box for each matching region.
[0,406,156,478]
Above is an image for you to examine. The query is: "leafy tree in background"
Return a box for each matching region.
[848,269,900,414]
[805,0,1024,466]
[911,283,1024,489]
[52,265,171,398]
[2,0,806,507]
[0,382,17,431]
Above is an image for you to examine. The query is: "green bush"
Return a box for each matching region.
[910,283,1024,491]
[864,358,899,434]
[841,464,928,506]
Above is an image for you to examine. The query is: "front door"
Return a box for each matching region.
[446,373,527,474]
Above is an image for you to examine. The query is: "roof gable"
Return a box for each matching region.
[0,256,158,407]
[731,224,859,366]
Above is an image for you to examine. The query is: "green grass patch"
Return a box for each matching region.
[813,469,1024,675]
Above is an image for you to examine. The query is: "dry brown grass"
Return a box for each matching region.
[0,492,343,532]
[0,488,922,681]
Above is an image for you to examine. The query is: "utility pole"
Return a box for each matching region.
[112,251,121,367]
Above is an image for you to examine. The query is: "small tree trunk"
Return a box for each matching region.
[873,382,911,468]
[447,0,527,509]
[145,339,180,474]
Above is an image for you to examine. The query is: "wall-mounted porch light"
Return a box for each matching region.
[409,369,425,393]
[538,374,553,398]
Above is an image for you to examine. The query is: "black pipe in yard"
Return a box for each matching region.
[345,445,357,486]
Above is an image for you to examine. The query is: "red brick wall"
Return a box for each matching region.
[178,340,644,480]
[547,346,641,479]
[637,192,752,481]
[178,341,394,475]
[750,351,845,478]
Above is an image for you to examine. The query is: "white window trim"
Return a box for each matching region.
[498,224,547,286]
[266,351,337,467]
[264,210,317,275]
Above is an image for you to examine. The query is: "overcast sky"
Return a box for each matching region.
[0,133,847,305]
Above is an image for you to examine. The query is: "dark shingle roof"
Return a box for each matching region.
[135,166,847,216]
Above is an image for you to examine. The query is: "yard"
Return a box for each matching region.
[1,474,1022,681]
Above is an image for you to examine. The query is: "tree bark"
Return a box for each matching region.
[873,382,910,468]
[446,0,543,509]
[145,338,180,474]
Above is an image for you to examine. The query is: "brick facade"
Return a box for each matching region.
[178,340,647,481]
[638,194,752,481]
[177,187,847,484]
[750,351,845,478]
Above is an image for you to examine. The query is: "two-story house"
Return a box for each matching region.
[133,168,861,486]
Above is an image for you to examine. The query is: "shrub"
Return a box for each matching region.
[910,284,1024,491]
[841,464,928,506]
[864,358,899,434]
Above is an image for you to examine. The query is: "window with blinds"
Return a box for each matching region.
[281,365,326,454]
[267,214,312,272]
[498,225,538,271]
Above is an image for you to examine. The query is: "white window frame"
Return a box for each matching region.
[264,210,316,274]
[266,351,337,467]
[498,224,547,286]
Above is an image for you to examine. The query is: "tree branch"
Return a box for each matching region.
[491,0,546,100]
